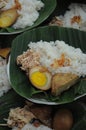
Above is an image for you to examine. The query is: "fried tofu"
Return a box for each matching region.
[51,73,79,96]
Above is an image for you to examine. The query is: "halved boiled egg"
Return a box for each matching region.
[0,9,18,28]
[29,66,52,90]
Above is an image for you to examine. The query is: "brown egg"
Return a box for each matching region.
[0,8,18,28]
[53,109,73,130]
[29,66,52,90]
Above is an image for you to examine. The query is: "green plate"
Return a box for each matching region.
[9,25,86,105]
[0,0,56,35]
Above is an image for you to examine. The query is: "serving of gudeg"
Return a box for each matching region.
[16,40,86,96]
[0,0,44,29]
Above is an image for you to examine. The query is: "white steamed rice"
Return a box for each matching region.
[28,40,86,77]
[0,0,44,29]
[56,3,86,31]
[12,123,52,130]
[0,57,11,97]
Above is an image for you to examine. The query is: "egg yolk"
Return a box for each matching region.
[30,71,47,87]
[0,16,12,28]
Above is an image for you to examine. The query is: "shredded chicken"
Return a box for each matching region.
[7,107,36,129]
[17,49,40,71]
[6,101,53,129]
[49,16,63,26]
[0,2,5,9]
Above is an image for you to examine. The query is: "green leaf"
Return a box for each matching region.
[0,0,56,34]
[72,116,86,130]
[0,90,86,130]
[0,89,25,130]
[76,79,86,95]
[9,25,86,104]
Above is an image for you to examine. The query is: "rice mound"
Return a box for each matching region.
[63,3,86,31]
[12,123,52,130]
[0,57,11,97]
[52,3,86,31]
[13,0,44,29]
[0,0,44,29]
[28,40,86,77]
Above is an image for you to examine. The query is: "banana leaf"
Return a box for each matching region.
[0,91,86,130]
[0,0,56,34]
[0,89,25,130]
[9,25,86,104]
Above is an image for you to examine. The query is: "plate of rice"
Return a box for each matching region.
[8,25,86,105]
[0,0,56,35]
[49,2,86,31]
